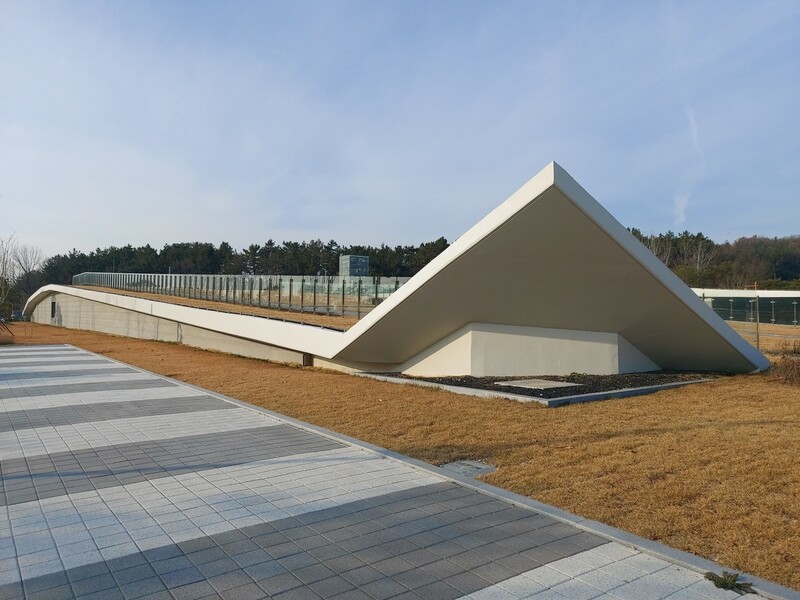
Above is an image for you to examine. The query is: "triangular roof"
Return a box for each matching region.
[23,162,768,374]
[333,162,769,373]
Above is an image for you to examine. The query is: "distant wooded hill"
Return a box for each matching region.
[627,230,800,289]
[40,232,800,289]
[38,238,451,285]
[4,231,800,316]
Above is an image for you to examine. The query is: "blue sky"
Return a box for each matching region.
[1,0,798,257]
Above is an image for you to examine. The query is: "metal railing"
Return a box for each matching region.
[701,296,799,327]
[70,274,800,329]
[72,272,411,320]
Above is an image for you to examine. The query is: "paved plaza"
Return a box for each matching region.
[0,344,787,599]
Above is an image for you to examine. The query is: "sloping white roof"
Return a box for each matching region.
[332,162,769,372]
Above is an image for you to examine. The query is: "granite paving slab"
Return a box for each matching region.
[0,360,113,369]
[0,345,790,600]
[0,379,177,401]
[0,367,136,383]
[0,396,230,433]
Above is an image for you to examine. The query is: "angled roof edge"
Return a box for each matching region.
[23,162,769,374]
[549,163,769,372]
[335,162,559,351]
[334,162,769,372]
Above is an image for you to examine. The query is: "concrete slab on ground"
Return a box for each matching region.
[495,379,582,390]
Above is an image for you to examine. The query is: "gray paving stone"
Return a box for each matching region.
[0,582,23,600]
[112,563,158,586]
[271,586,321,600]
[0,396,230,433]
[80,587,125,600]
[208,569,254,592]
[132,591,174,600]
[293,563,335,585]
[243,560,285,582]
[341,565,385,587]
[255,573,303,595]
[120,576,168,599]
[3,347,783,600]
[71,572,119,595]
[0,349,76,357]
[197,558,241,579]
[0,425,342,506]
[443,570,492,594]
[0,378,176,400]
[414,580,463,600]
[305,574,355,596]
[26,583,74,600]
[187,547,228,566]
[168,580,217,600]
[215,583,266,600]
[233,549,272,569]
[392,568,438,590]
[328,589,372,600]
[0,367,135,382]
[160,566,204,588]
[20,570,69,594]
[360,576,409,598]
[1,359,111,368]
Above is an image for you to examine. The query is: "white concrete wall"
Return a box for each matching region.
[32,292,305,365]
[400,323,658,376]
[399,326,473,376]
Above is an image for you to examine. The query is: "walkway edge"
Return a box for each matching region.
[93,346,799,600]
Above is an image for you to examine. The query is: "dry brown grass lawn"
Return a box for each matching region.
[5,322,800,590]
[77,286,359,330]
[728,321,800,355]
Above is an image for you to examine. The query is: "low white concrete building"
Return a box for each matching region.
[24,162,769,376]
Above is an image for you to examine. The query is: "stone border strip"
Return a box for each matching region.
[0,358,113,368]
[0,351,90,359]
[75,345,800,600]
[0,366,136,382]
[0,344,79,352]
[0,378,177,400]
[0,395,231,433]
[355,372,712,407]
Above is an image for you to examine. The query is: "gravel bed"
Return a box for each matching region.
[389,371,719,399]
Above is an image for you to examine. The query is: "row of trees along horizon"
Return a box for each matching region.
[2,231,800,316]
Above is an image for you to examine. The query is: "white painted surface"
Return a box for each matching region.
[29,291,305,364]
[332,162,769,373]
[26,285,339,357]
[401,323,659,376]
[398,324,473,376]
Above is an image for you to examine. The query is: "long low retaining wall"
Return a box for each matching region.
[29,289,310,366]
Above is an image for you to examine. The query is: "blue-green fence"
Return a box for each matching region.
[72,272,410,320]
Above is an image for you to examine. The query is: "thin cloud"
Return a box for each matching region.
[1,1,798,255]
[674,193,690,226]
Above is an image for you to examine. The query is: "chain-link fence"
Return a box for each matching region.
[72,272,411,320]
